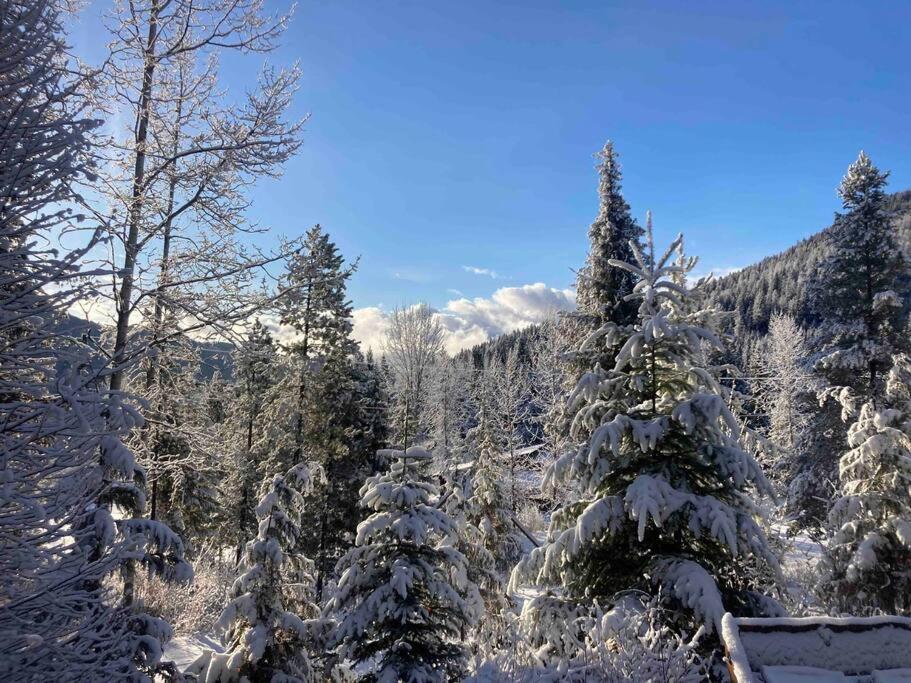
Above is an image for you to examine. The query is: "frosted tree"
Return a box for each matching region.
[758,313,809,451]
[189,463,324,682]
[1,1,190,677]
[813,152,906,400]
[466,414,523,585]
[492,346,533,513]
[329,448,482,682]
[384,304,445,446]
[127,334,220,539]
[511,222,781,641]
[85,0,305,398]
[800,153,905,526]
[822,354,911,614]
[754,312,811,494]
[529,315,575,502]
[220,319,277,564]
[428,357,473,472]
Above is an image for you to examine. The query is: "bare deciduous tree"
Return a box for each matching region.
[80,0,306,393]
[384,303,444,446]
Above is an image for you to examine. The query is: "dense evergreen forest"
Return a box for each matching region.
[4,1,911,681]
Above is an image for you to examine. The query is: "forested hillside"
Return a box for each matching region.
[704,190,911,345]
[465,189,911,372]
[5,0,911,679]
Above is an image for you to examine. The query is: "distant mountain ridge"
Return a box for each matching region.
[58,314,234,381]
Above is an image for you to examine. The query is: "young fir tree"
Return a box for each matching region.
[511,224,781,638]
[822,354,911,614]
[221,319,277,564]
[329,448,482,682]
[467,407,523,576]
[189,463,324,682]
[438,467,511,662]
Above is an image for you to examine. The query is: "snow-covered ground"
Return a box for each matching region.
[164,633,222,672]
[772,523,826,614]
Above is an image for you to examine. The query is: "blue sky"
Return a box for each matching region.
[69,1,911,349]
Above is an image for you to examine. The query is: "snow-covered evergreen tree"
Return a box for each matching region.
[1,1,190,676]
[822,354,911,614]
[574,141,644,328]
[189,462,324,682]
[799,153,905,528]
[220,319,277,564]
[814,152,906,400]
[511,223,781,639]
[330,447,482,682]
[467,414,523,576]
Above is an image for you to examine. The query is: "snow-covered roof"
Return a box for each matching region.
[721,613,911,683]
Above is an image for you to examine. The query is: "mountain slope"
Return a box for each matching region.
[703,189,911,337]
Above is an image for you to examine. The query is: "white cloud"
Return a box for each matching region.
[462,265,506,280]
[351,306,391,354]
[690,265,743,282]
[352,282,576,356]
[71,281,575,359]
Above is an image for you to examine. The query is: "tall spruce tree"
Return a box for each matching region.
[575,141,644,329]
[260,226,370,597]
[823,354,911,614]
[330,448,481,682]
[798,153,906,528]
[814,151,906,399]
[561,141,646,457]
[511,224,781,639]
[278,224,359,468]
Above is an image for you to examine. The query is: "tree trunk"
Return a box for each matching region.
[116,2,161,608]
[110,0,161,393]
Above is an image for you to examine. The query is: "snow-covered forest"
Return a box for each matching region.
[3,0,911,681]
